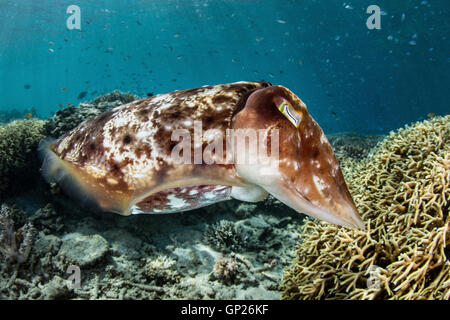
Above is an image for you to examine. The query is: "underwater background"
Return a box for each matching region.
[0,0,449,300]
[1,0,449,133]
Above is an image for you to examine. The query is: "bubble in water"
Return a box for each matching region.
[344,3,353,10]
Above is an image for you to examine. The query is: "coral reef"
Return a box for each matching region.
[0,194,302,299]
[0,107,39,124]
[281,115,449,300]
[327,133,384,162]
[89,90,138,105]
[29,204,64,235]
[0,119,46,198]
[44,90,139,138]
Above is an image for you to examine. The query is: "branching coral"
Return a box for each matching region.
[281,115,449,300]
[0,119,46,198]
[203,220,247,253]
[44,90,138,138]
[0,204,35,266]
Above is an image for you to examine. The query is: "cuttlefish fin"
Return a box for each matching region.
[38,139,131,214]
[127,175,250,215]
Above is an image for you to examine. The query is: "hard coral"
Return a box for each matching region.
[203,220,247,253]
[0,204,34,266]
[211,256,239,284]
[44,90,139,138]
[143,255,179,285]
[0,119,46,198]
[281,115,449,300]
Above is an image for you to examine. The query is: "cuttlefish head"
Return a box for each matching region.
[232,85,364,229]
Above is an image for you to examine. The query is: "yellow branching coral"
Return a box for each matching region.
[281,115,449,300]
[0,119,45,198]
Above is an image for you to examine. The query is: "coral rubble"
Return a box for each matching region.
[281,115,450,300]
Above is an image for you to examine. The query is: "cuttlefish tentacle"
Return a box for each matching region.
[39,81,364,229]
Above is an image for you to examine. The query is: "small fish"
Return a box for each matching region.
[427,112,435,118]
[67,102,71,106]
[59,104,63,108]
[24,84,31,89]
[146,92,154,97]
[62,87,67,91]
[77,91,87,100]
[277,19,286,24]
[25,112,32,118]
[48,48,54,53]
[39,81,364,229]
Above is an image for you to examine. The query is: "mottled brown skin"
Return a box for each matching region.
[41,81,363,227]
[44,81,272,214]
[232,85,362,227]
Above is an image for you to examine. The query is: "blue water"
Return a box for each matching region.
[0,0,448,134]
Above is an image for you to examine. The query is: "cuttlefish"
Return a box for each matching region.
[39,81,364,229]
